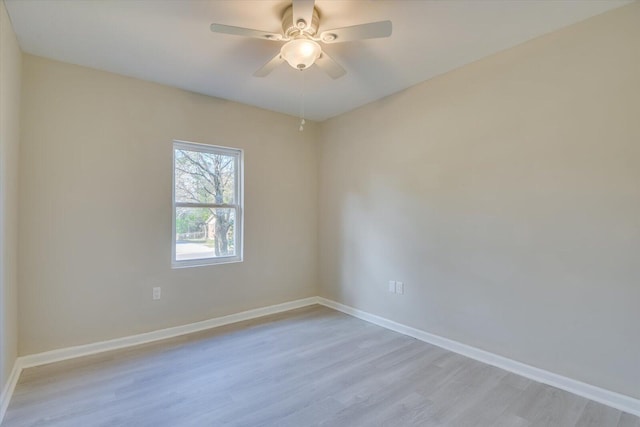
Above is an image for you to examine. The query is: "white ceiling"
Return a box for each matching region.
[5,0,632,121]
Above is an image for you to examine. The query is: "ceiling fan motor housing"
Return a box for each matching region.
[282,5,320,37]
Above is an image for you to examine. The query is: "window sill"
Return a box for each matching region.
[171,256,243,269]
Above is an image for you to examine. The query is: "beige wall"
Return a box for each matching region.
[18,55,318,355]
[0,0,21,391]
[318,3,640,399]
[11,0,640,403]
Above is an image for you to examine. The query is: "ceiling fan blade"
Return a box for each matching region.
[315,51,346,79]
[210,23,283,41]
[292,0,315,30]
[253,53,285,77]
[319,20,392,44]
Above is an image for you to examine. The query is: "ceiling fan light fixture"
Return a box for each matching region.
[280,38,321,70]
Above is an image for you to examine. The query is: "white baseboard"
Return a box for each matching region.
[0,359,22,425]
[316,297,640,417]
[20,296,319,369]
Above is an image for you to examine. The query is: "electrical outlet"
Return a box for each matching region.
[388,280,396,293]
[395,282,404,295]
[152,287,161,300]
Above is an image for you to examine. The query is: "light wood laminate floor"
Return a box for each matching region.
[4,305,639,426]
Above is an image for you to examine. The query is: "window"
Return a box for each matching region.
[172,141,243,267]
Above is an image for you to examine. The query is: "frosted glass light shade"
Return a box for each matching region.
[280,38,321,70]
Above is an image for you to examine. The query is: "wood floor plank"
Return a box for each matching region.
[3,305,638,427]
[619,413,640,427]
[575,400,623,427]
[447,373,529,426]
[524,383,588,426]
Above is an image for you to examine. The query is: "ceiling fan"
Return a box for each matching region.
[210,0,392,79]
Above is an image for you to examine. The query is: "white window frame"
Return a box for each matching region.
[172,140,243,268]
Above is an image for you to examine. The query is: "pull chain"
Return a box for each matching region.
[299,70,305,132]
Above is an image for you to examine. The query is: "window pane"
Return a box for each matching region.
[174,148,236,204]
[175,207,236,261]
